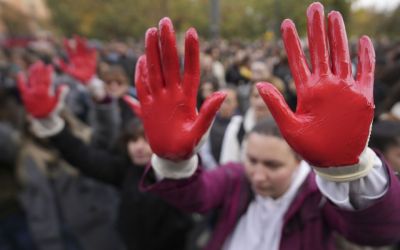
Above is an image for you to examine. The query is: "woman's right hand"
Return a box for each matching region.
[17,61,68,119]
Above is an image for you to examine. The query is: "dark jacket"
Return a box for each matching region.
[141,158,400,250]
[0,123,21,218]
[50,127,193,250]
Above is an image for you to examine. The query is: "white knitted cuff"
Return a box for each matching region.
[313,147,376,182]
[151,154,198,179]
[30,115,65,138]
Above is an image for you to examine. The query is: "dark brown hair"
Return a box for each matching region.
[250,117,282,138]
[120,118,146,145]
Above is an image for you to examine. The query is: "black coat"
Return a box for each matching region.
[50,127,193,250]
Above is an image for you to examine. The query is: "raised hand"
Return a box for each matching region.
[59,35,97,83]
[17,61,68,118]
[131,18,226,161]
[256,2,375,168]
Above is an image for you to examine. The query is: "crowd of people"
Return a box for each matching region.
[1,2,400,250]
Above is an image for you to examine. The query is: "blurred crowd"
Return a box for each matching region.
[0,32,400,250]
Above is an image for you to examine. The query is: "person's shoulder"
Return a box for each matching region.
[218,162,246,178]
[293,169,320,200]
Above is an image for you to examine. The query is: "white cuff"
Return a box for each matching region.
[313,147,375,182]
[87,76,106,100]
[316,149,388,210]
[30,115,65,138]
[151,154,198,179]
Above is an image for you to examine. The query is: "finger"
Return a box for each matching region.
[75,35,87,53]
[123,95,143,118]
[192,91,226,139]
[28,61,44,89]
[328,11,351,78]
[36,62,49,90]
[281,19,311,91]
[182,28,200,106]
[256,82,298,128]
[135,55,152,103]
[307,2,330,75]
[159,17,181,88]
[356,36,375,102]
[145,27,164,95]
[44,64,54,90]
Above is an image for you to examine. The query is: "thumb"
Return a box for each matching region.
[256,82,298,128]
[192,91,226,137]
[123,95,142,118]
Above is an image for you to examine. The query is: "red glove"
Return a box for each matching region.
[256,3,375,170]
[17,61,68,118]
[130,18,226,161]
[59,35,97,83]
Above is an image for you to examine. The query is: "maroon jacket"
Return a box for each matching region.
[141,157,400,250]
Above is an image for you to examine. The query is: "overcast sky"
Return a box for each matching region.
[352,0,400,11]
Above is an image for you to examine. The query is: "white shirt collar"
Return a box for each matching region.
[223,161,311,250]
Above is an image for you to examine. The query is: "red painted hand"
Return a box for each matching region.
[17,61,68,118]
[59,35,97,83]
[257,2,375,167]
[131,18,226,160]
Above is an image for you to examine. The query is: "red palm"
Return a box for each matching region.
[17,61,67,118]
[257,3,375,167]
[59,35,97,83]
[130,18,225,160]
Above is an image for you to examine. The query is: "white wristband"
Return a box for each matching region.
[151,154,198,179]
[313,147,375,182]
[30,115,65,138]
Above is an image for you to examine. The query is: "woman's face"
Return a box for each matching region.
[127,137,152,166]
[200,82,215,99]
[250,85,270,121]
[244,133,300,199]
[105,79,129,98]
[219,89,238,118]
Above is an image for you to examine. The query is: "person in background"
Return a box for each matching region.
[197,76,219,110]
[370,120,400,173]
[0,122,37,250]
[200,85,240,169]
[219,82,271,164]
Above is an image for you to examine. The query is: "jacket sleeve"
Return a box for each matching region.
[140,161,245,214]
[322,156,400,246]
[89,99,121,150]
[50,126,128,187]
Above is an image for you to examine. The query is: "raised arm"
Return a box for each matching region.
[133,18,226,162]
[256,2,400,245]
[256,2,375,182]
[17,61,127,187]
[58,35,97,84]
[125,18,232,212]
